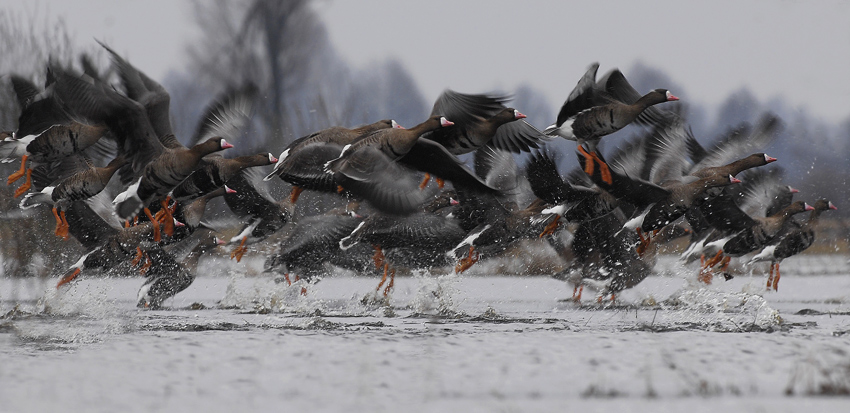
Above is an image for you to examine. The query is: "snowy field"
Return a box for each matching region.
[2,255,850,412]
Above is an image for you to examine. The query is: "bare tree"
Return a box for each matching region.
[183,0,428,155]
[0,9,91,277]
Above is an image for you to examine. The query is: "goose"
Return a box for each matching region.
[544,63,679,184]
[422,89,547,155]
[747,199,837,291]
[263,119,402,202]
[50,66,235,240]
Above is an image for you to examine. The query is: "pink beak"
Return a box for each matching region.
[765,154,777,163]
[221,139,234,149]
[224,185,237,194]
[804,203,815,211]
[667,94,680,101]
[789,186,799,194]
[829,202,838,210]
[440,117,454,127]
[514,110,527,120]
[215,237,226,245]
[174,219,185,228]
[269,155,278,163]
[450,198,459,206]
[729,175,742,184]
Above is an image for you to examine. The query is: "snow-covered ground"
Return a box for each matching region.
[2,256,849,412]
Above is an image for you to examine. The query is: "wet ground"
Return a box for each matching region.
[1,256,849,412]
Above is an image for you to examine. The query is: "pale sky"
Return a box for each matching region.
[3,0,849,123]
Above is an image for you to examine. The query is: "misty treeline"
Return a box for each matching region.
[0,1,847,276]
[170,1,848,215]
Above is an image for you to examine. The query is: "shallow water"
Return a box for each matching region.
[2,257,850,412]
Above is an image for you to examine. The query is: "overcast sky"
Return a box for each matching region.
[3,0,849,123]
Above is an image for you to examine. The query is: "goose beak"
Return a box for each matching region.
[220,139,234,149]
[514,110,527,119]
[215,237,226,245]
[829,202,838,210]
[440,117,454,127]
[764,154,777,163]
[224,185,237,194]
[391,120,405,129]
[804,203,815,211]
[174,219,185,227]
[788,186,799,194]
[729,175,742,184]
[450,198,459,206]
[268,153,278,163]
[666,91,679,101]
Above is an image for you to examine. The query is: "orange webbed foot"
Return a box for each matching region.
[13,169,32,197]
[160,200,175,237]
[229,236,248,262]
[143,208,161,242]
[539,215,562,238]
[419,173,431,190]
[7,154,28,184]
[454,246,480,274]
[56,267,81,289]
[57,210,70,240]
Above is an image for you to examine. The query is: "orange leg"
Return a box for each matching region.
[53,207,63,236]
[577,145,595,176]
[765,263,774,290]
[718,256,731,272]
[143,208,161,242]
[435,177,445,189]
[539,215,562,238]
[698,250,724,284]
[376,263,389,292]
[160,200,175,237]
[337,185,345,193]
[454,245,480,274]
[57,210,70,240]
[283,273,292,286]
[572,285,584,302]
[13,168,32,197]
[230,236,248,262]
[372,245,385,271]
[6,154,28,184]
[589,152,613,185]
[131,247,145,266]
[705,250,724,268]
[289,186,304,204]
[635,228,652,257]
[772,263,781,291]
[139,255,152,275]
[124,220,131,228]
[419,173,431,190]
[56,267,81,288]
[383,266,396,297]
[291,274,308,295]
